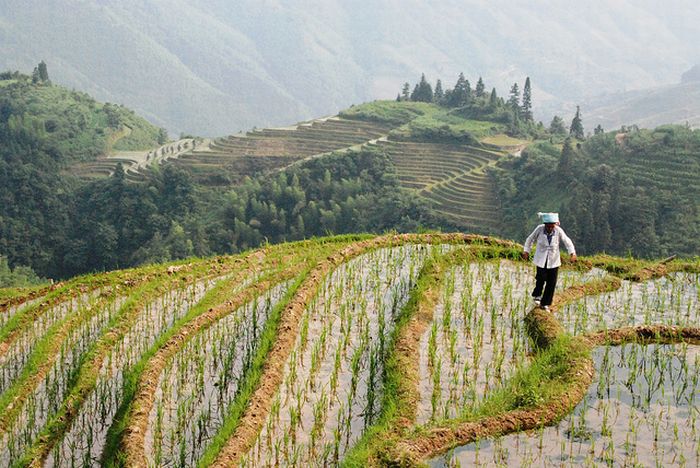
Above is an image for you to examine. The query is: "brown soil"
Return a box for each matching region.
[0,283,60,314]
[627,263,668,282]
[584,324,700,346]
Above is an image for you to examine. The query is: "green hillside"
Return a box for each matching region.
[0,70,165,161]
[492,126,700,257]
[0,233,698,466]
[0,70,167,278]
[138,99,522,233]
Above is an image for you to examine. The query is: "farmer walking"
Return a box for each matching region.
[521,212,577,311]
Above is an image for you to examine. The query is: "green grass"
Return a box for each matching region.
[481,134,529,147]
[340,100,435,125]
[406,113,504,138]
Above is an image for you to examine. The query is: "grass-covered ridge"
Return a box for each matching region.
[0,71,166,162]
[0,233,698,466]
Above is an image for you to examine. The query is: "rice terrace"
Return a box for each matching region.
[0,233,697,467]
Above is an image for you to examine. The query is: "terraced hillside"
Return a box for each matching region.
[375,140,505,230]
[71,139,196,182]
[613,133,700,197]
[165,117,395,184]
[1,233,698,467]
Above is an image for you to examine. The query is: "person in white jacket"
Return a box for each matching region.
[521,212,577,311]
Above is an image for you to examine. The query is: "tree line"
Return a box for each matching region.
[399,73,592,140]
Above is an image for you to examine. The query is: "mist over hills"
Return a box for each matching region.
[584,67,700,131]
[1,0,699,136]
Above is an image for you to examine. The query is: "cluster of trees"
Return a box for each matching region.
[491,126,699,258]
[397,73,539,136]
[399,73,596,141]
[398,73,498,109]
[31,61,50,84]
[106,147,434,274]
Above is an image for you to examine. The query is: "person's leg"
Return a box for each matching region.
[532,267,546,299]
[541,267,559,307]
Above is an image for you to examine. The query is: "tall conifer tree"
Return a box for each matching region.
[570,106,585,139]
[434,79,444,102]
[507,83,520,116]
[521,77,533,122]
[475,77,485,97]
[37,61,49,82]
[489,88,498,106]
[401,82,411,101]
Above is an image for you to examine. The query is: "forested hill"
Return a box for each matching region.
[492,126,700,258]
[0,69,167,279]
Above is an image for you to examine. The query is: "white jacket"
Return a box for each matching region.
[523,224,576,269]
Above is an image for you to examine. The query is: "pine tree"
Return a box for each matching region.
[449,73,470,107]
[401,83,411,101]
[489,88,498,107]
[411,74,433,102]
[31,67,40,84]
[570,106,584,139]
[37,61,49,82]
[434,79,444,102]
[507,83,520,115]
[558,137,575,181]
[521,77,533,122]
[594,124,604,135]
[410,83,420,101]
[549,115,567,135]
[475,77,485,97]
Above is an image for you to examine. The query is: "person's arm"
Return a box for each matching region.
[522,226,541,260]
[558,226,577,261]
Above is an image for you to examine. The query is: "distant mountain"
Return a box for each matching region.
[583,66,700,131]
[1,0,699,136]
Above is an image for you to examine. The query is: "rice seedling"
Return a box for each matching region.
[417,260,537,423]
[431,343,700,467]
[558,272,700,335]
[1,233,696,467]
[245,244,434,466]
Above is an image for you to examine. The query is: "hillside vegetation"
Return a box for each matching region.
[0,71,165,161]
[492,126,700,257]
[0,234,698,466]
[1,69,698,283]
[0,71,168,278]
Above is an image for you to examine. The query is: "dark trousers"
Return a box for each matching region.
[532,266,558,307]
